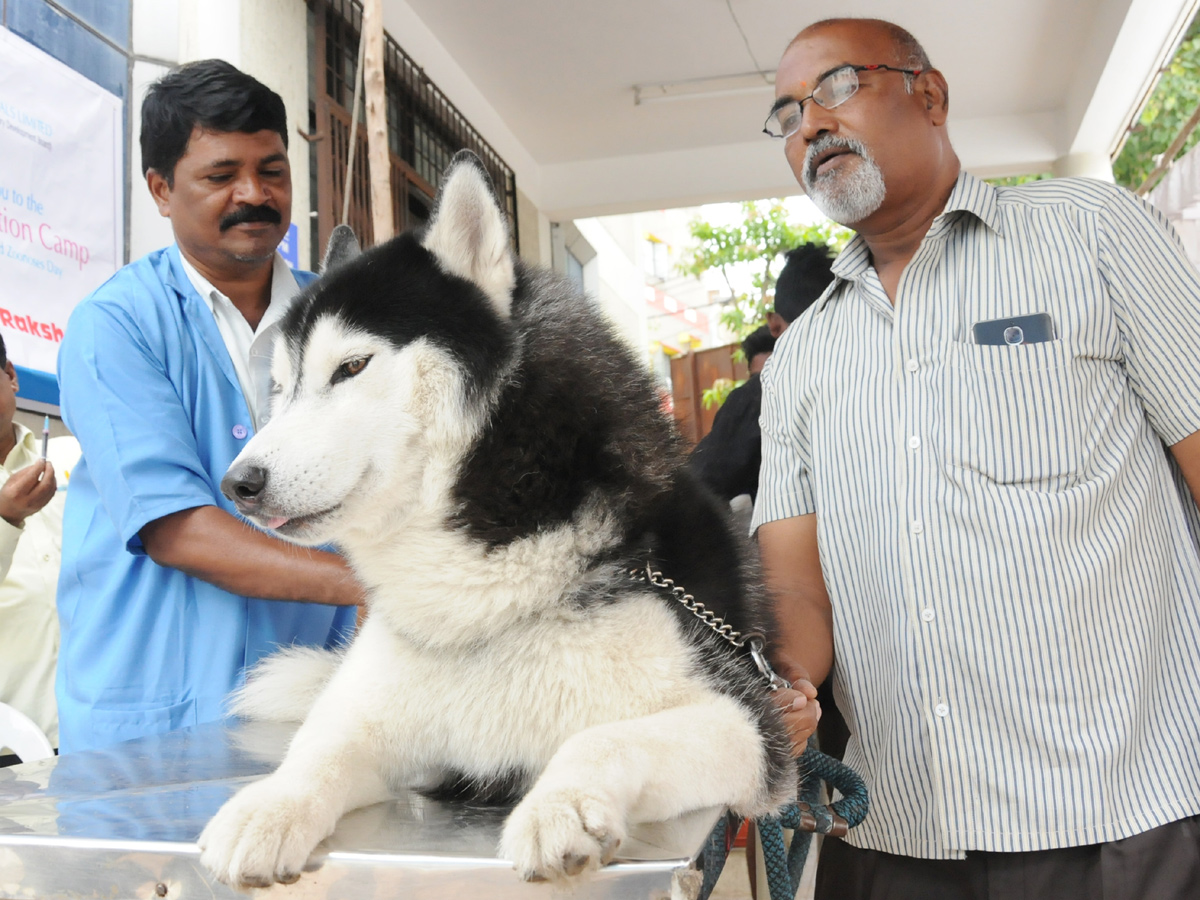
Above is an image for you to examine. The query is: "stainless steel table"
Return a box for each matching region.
[0,719,724,899]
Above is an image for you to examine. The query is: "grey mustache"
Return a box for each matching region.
[804,137,864,183]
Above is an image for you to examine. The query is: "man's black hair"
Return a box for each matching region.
[140,59,288,187]
[773,244,836,323]
[0,332,7,371]
[741,324,775,363]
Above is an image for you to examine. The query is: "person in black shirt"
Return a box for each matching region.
[689,326,775,502]
[689,243,835,502]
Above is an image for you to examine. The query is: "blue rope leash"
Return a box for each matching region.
[756,746,869,900]
[699,746,870,900]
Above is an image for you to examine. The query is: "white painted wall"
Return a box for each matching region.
[129,0,180,260]
[575,217,648,359]
[129,0,552,271]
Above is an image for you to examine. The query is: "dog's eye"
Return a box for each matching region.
[332,356,371,384]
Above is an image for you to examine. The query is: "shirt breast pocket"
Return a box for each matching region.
[944,339,1083,489]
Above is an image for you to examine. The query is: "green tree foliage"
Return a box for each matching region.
[1113,12,1200,191]
[677,201,851,341]
[701,377,739,411]
[987,173,1051,187]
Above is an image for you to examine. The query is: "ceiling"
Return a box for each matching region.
[384,0,1197,219]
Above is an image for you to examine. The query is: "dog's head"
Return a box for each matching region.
[221,151,516,546]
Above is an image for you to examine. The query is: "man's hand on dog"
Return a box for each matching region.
[772,655,821,757]
[0,461,56,528]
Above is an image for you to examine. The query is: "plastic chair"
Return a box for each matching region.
[0,701,54,763]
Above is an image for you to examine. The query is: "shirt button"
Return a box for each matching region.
[905,358,919,373]
[935,703,949,718]
[42,554,51,563]
[911,520,924,534]
[921,608,935,622]
[908,435,921,450]
[232,424,248,439]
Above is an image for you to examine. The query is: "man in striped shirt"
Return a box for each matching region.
[756,17,1200,899]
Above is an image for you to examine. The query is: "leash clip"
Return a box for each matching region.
[745,635,791,692]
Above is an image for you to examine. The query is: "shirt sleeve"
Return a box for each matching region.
[0,516,21,582]
[751,333,817,530]
[1097,186,1200,444]
[58,297,221,554]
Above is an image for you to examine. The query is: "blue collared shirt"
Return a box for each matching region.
[56,245,355,753]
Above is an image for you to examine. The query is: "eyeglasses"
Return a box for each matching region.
[763,64,923,140]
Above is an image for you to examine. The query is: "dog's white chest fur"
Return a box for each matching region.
[340,592,707,781]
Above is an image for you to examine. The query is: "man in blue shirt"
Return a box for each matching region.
[56,60,362,754]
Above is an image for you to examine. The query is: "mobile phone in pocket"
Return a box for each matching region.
[972,313,1056,346]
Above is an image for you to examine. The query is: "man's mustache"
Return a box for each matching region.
[804,136,867,185]
[220,204,282,232]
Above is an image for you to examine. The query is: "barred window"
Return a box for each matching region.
[310,0,518,260]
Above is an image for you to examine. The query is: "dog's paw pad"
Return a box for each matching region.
[500,788,626,881]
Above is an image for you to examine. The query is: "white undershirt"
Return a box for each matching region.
[178,251,299,431]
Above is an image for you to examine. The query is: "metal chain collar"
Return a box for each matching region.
[628,562,791,692]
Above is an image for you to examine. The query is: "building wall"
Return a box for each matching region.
[130,1,541,273]
[516,186,550,267]
[574,217,647,360]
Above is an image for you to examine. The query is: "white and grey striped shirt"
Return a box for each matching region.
[754,172,1200,859]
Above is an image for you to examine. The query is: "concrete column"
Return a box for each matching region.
[169,0,312,268]
[129,0,182,261]
[240,0,312,269]
[178,0,241,65]
[516,187,551,266]
[1052,151,1115,182]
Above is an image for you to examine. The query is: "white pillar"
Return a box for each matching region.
[178,0,241,65]
[240,0,312,268]
[166,0,312,268]
[1052,152,1115,182]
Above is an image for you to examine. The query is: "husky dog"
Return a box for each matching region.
[198,151,795,889]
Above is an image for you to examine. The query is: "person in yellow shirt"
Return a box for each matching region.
[0,334,79,763]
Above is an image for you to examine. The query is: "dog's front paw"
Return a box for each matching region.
[198,775,336,889]
[500,787,626,882]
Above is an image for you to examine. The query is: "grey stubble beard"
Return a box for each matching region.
[802,135,886,225]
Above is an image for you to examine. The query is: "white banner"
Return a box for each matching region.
[0,27,123,379]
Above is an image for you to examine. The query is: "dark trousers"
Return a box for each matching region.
[815,815,1200,900]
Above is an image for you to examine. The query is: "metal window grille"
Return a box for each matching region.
[310,0,518,260]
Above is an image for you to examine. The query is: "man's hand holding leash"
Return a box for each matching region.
[772,656,821,757]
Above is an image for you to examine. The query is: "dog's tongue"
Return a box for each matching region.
[266,516,290,529]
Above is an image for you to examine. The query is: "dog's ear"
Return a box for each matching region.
[423,150,515,319]
[321,224,362,274]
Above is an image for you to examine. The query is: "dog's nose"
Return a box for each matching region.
[222,463,269,510]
